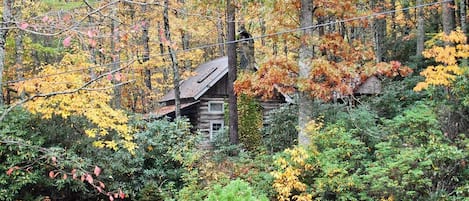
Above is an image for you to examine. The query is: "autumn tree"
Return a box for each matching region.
[414,29,468,92]
[235,0,412,148]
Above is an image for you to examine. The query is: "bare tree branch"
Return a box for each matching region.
[0,0,120,36]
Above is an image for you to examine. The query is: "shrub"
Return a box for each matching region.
[205,179,268,201]
[263,104,298,153]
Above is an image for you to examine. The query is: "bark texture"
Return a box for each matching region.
[298,0,314,146]
[164,0,181,117]
[0,0,13,106]
[416,0,425,56]
[227,0,239,145]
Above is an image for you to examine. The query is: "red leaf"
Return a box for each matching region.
[63,173,68,180]
[107,74,113,81]
[63,36,72,47]
[49,171,56,178]
[109,195,114,201]
[51,156,57,164]
[114,73,122,82]
[119,189,125,199]
[86,174,94,184]
[97,187,102,193]
[99,181,106,189]
[6,167,16,176]
[72,169,77,179]
[87,30,94,38]
[42,16,49,23]
[81,174,85,182]
[19,22,28,29]
[94,166,102,176]
[89,39,97,48]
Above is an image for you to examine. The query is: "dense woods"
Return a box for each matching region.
[0,0,468,200]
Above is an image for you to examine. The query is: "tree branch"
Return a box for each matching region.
[0,60,134,122]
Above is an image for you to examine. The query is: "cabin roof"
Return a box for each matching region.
[146,101,200,119]
[159,57,229,102]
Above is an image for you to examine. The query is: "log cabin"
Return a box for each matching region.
[148,57,292,146]
[148,56,382,146]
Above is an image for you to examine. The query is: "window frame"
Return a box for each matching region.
[209,120,224,141]
[208,101,224,114]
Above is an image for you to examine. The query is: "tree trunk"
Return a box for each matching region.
[157,22,170,87]
[179,0,191,71]
[460,0,468,66]
[372,0,387,62]
[260,18,266,46]
[217,15,225,57]
[390,0,396,37]
[0,0,13,106]
[227,0,238,146]
[416,0,425,56]
[110,2,121,109]
[298,0,314,146]
[442,0,456,35]
[141,4,151,90]
[164,0,181,118]
[460,0,467,34]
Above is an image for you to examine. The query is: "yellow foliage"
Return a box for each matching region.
[415,29,468,92]
[15,51,136,153]
[305,117,324,135]
[272,147,314,201]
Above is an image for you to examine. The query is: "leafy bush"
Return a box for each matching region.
[205,179,268,201]
[364,104,468,200]
[263,104,298,153]
[116,117,201,200]
[0,108,44,201]
[271,103,468,201]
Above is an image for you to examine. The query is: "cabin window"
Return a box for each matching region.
[210,120,224,141]
[208,101,224,113]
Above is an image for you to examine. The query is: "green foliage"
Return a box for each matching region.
[272,102,468,201]
[205,179,268,201]
[263,104,298,153]
[310,124,368,200]
[100,117,201,200]
[0,109,92,200]
[177,169,208,201]
[177,147,275,201]
[0,108,43,201]
[41,0,89,10]
[369,77,427,119]
[238,94,263,151]
[1,112,201,200]
[365,104,467,200]
[453,68,469,107]
[211,128,242,160]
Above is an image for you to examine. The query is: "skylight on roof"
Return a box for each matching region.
[197,67,217,83]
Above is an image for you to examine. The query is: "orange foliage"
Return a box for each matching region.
[235,56,297,99]
[235,33,412,101]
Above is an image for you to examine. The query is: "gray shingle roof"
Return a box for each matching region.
[159,57,228,102]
